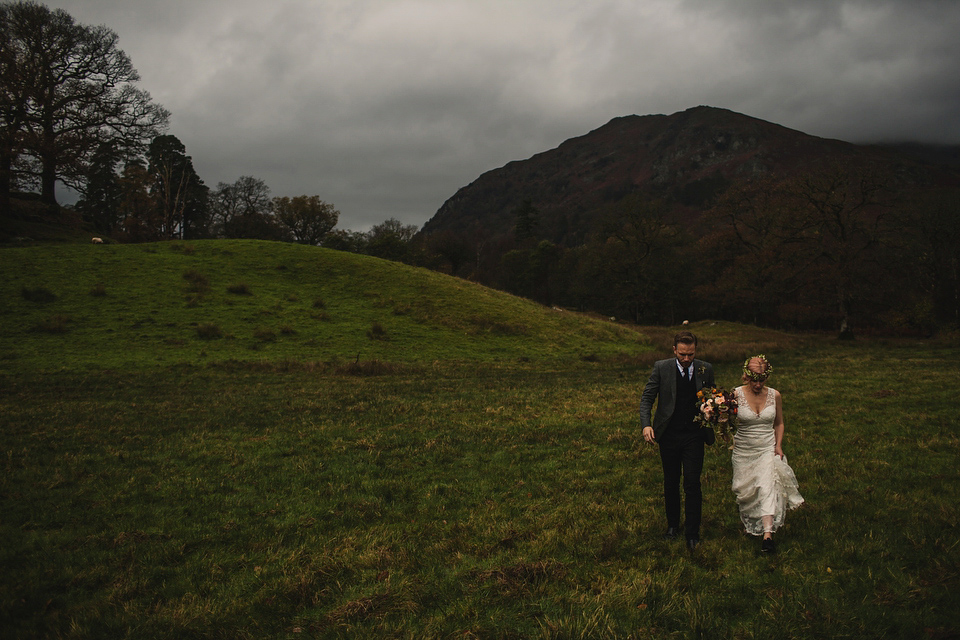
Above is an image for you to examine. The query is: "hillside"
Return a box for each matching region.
[1,239,649,371]
[419,106,960,247]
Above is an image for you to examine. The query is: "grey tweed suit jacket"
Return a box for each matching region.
[639,357,715,441]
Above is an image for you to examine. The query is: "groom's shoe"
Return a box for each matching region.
[686,538,700,552]
[662,527,679,540]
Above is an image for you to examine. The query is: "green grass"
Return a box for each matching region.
[1,240,649,371]
[1,240,958,638]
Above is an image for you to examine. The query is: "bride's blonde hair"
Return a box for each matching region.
[742,355,773,383]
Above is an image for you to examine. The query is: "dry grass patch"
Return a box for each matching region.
[20,286,57,303]
[195,323,223,340]
[227,283,252,295]
[30,313,71,333]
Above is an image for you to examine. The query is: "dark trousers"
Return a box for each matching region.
[658,431,705,539]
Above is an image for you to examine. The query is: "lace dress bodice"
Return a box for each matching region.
[734,386,777,448]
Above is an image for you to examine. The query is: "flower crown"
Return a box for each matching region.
[743,355,773,382]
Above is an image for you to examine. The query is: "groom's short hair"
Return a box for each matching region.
[674,331,698,347]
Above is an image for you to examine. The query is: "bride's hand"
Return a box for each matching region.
[775,445,784,459]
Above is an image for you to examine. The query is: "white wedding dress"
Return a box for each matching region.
[731,387,804,535]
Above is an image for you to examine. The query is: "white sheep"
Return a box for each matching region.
[91,237,103,244]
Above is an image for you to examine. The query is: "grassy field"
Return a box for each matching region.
[1,239,650,371]
[2,240,958,638]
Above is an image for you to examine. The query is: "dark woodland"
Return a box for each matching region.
[416,107,960,336]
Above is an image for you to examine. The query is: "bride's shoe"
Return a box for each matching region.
[761,537,775,553]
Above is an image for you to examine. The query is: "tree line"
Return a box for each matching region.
[415,166,960,338]
[0,1,411,250]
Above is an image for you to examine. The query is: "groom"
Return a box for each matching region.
[639,331,715,551]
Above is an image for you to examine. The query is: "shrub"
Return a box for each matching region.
[31,314,71,333]
[367,322,388,340]
[89,283,107,297]
[253,327,276,342]
[313,297,327,309]
[280,325,297,335]
[196,323,223,340]
[21,286,57,303]
[227,283,252,295]
[170,243,196,255]
[183,270,210,294]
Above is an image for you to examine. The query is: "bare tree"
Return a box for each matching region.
[0,1,168,208]
[709,178,823,325]
[211,176,286,240]
[274,195,339,245]
[592,196,675,322]
[789,166,892,338]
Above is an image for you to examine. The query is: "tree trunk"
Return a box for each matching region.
[0,150,11,217]
[40,155,58,207]
[38,110,59,207]
[837,282,855,340]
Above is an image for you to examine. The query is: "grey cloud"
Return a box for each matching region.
[46,0,960,230]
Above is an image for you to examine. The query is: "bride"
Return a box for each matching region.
[731,355,804,553]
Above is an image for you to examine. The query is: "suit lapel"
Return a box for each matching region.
[665,359,677,400]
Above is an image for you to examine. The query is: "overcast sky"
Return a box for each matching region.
[46,0,960,231]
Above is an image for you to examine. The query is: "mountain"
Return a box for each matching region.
[419,106,960,246]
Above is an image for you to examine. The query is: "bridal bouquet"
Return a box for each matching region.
[695,387,738,441]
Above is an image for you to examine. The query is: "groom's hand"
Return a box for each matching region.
[643,426,656,444]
